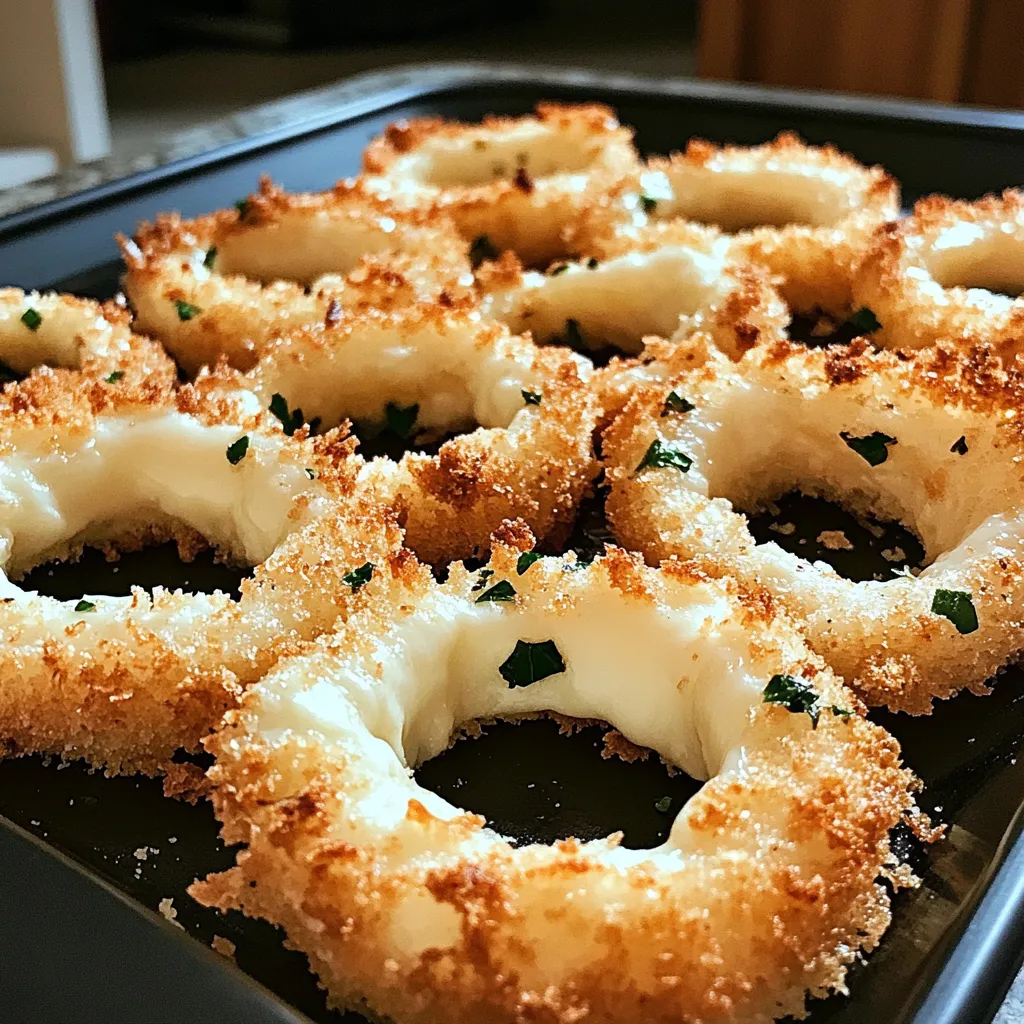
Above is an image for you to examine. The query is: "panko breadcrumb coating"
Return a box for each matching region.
[362,103,640,266]
[0,294,410,773]
[604,334,1024,713]
[247,304,600,564]
[121,176,471,374]
[193,527,921,1024]
[853,190,1024,354]
[576,132,898,314]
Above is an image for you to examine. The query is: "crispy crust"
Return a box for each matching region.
[363,103,640,267]
[121,176,469,375]
[853,190,1024,353]
[248,303,600,565]
[575,132,899,314]
[192,537,920,1024]
[604,335,1024,711]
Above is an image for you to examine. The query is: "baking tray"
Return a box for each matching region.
[3,63,1024,1024]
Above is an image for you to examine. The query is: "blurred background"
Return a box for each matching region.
[0,0,1020,192]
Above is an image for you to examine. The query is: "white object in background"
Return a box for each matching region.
[0,147,60,190]
[0,0,111,168]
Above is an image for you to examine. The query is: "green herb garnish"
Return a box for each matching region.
[562,317,583,349]
[471,569,495,592]
[931,589,978,634]
[499,639,566,688]
[841,430,896,467]
[654,796,672,813]
[20,308,42,331]
[174,300,201,322]
[475,580,516,604]
[951,435,969,455]
[586,257,600,269]
[203,247,217,269]
[74,600,96,613]
[763,673,821,727]
[225,435,249,465]
[342,562,375,591]
[661,391,695,416]
[522,389,542,406]
[304,467,317,480]
[105,371,124,384]
[639,194,658,214]
[550,263,570,276]
[635,439,693,474]
[469,235,500,269]
[269,393,304,436]
[845,307,881,334]
[516,551,542,575]
[385,402,419,440]
[234,198,251,220]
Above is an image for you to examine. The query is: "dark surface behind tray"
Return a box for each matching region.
[3,66,1024,1024]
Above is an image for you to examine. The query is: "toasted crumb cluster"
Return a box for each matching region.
[6,102,1014,1024]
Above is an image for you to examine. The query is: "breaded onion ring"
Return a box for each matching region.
[362,103,639,267]
[476,228,787,361]
[0,295,408,772]
[853,190,1024,354]
[249,305,598,564]
[121,177,469,375]
[192,529,918,1024]
[605,335,1024,713]
[577,133,898,314]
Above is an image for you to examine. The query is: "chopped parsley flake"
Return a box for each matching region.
[639,194,658,214]
[499,639,566,688]
[475,579,516,604]
[654,796,673,813]
[471,569,495,592]
[174,299,201,322]
[522,389,542,406]
[932,589,978,634]
[828,705,854,720]
[516,551,542,575]
[951,435,969,455]
[203,247,217,269]
[562,317,583,349]
[342,562,375,591]
[661,391,695,416]
[225,435,249,465]
[234,198,251,219]
[74,600,96,613]
[469,235,500,269]
[550,263,570,276]
[304,467,317,480]
[269,393,304,436]
[587,257,600,269]
[845,307,882,334]
[763,674,821,727]
[385,402,419,440]
[21,308,42,331]
[841,430,896,466]
[635,439,693,474]
[105,371,124,384]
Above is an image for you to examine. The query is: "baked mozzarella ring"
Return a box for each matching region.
[249,306,599,565]
[192,532,919,1024]
[476,227,788,361]
[121,177,469,375]
[362,103,639,267]
[605,337,1024,713]
[578,133,898,314]
[0,298,409,773]
[853,190,1024,353]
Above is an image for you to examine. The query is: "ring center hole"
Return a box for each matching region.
[19,540,251,602]
[416,716,701,849]
[745,490,926,582]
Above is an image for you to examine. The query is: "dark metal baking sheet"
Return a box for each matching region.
[2,63,1024,1024]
